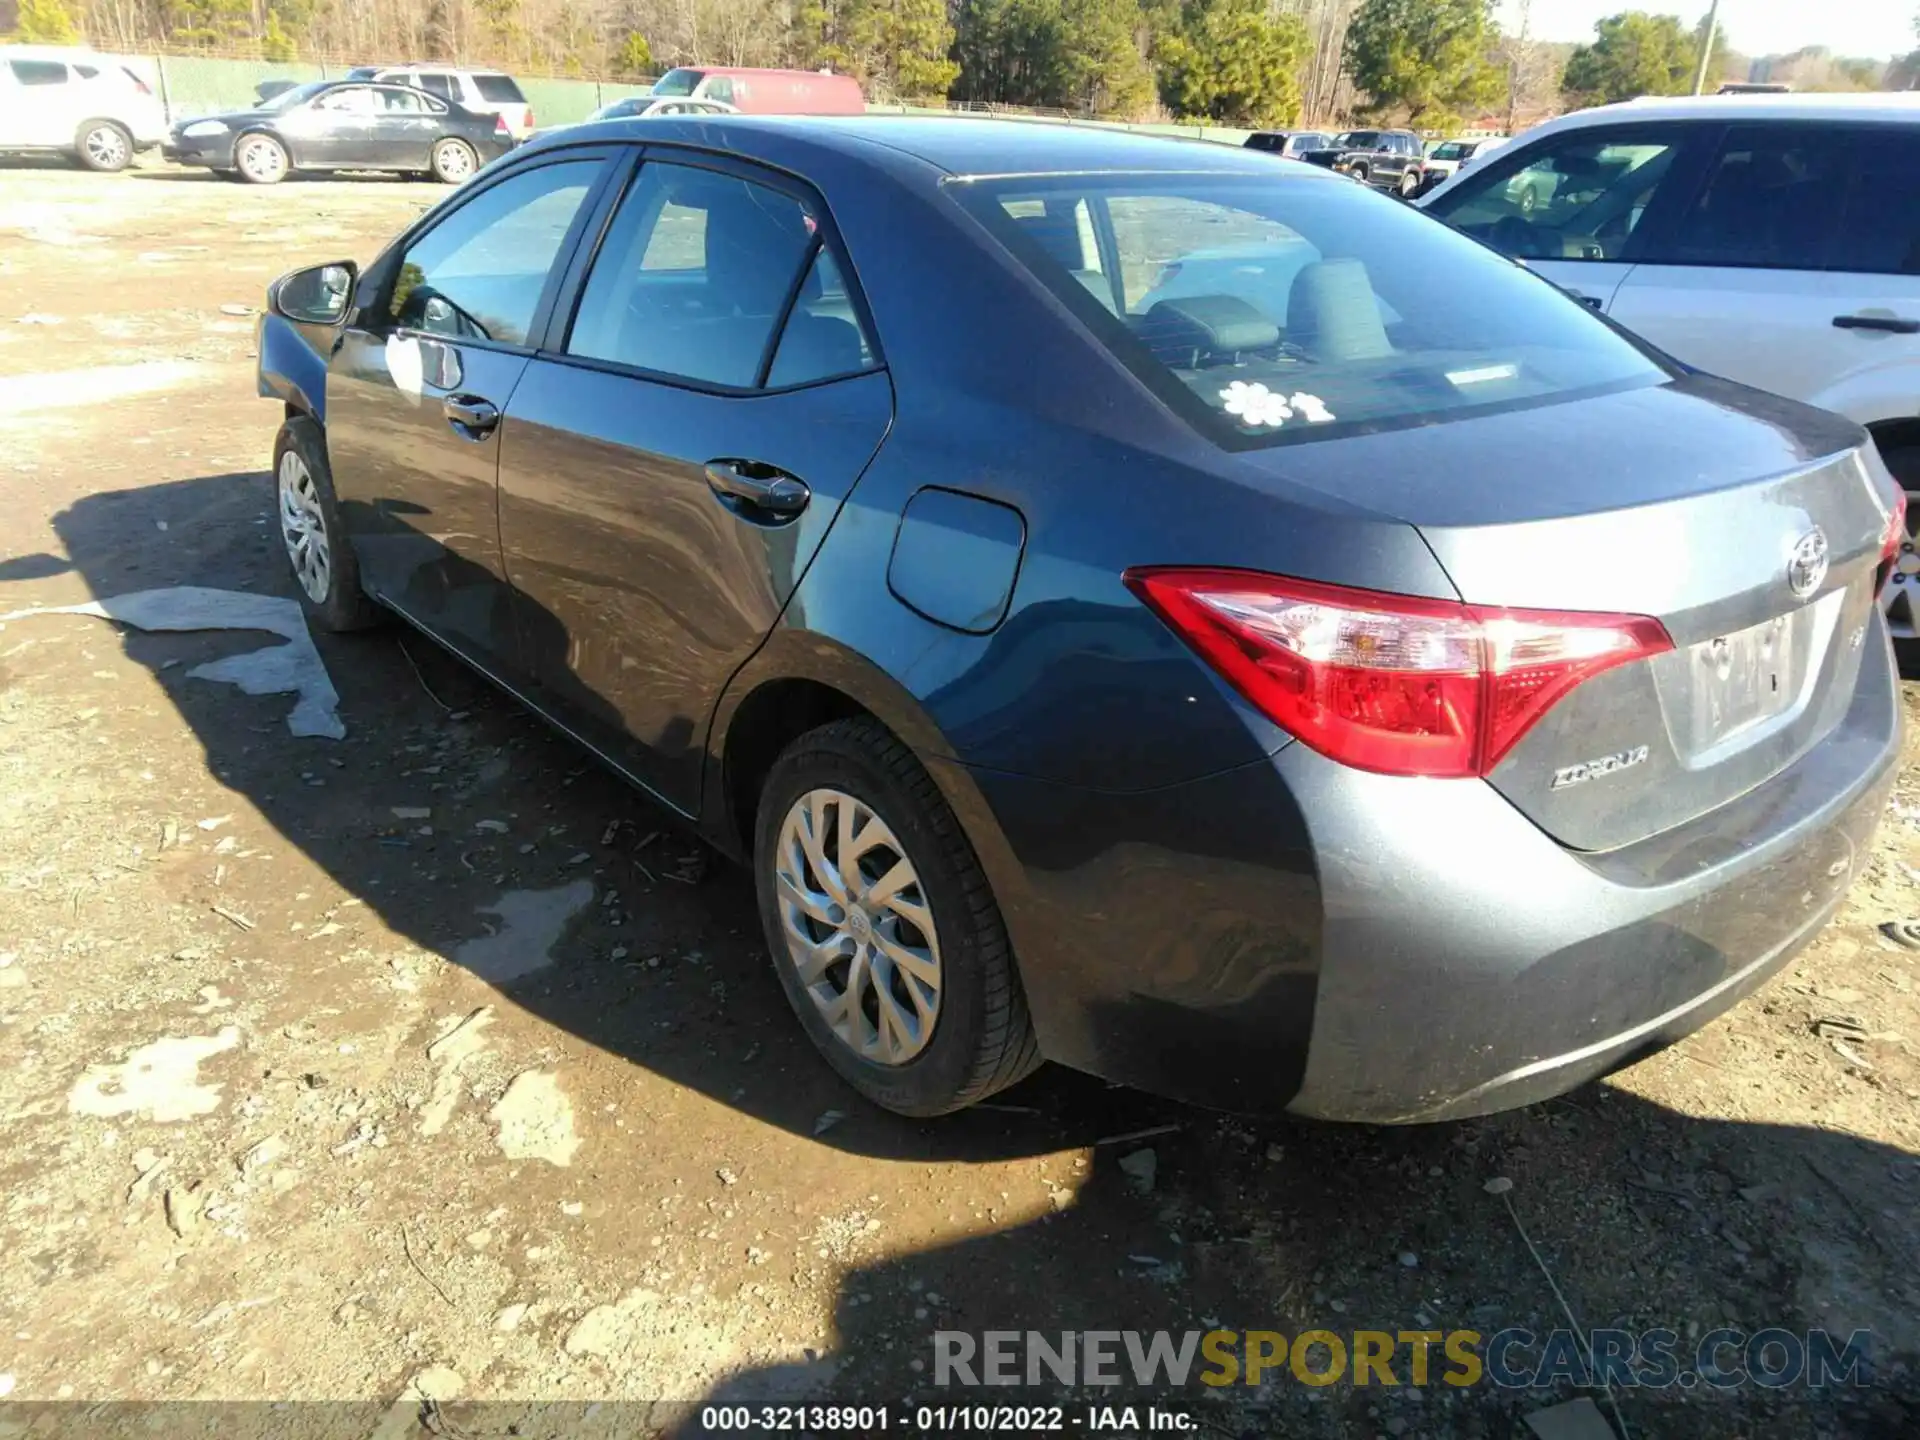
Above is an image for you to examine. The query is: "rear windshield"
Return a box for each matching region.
[652,68,703,97]
[1431,142,1468,161]
[951,173,1666,449]
[473,73,525,102]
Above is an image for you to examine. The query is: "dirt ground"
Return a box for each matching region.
[2,159,1920,1440]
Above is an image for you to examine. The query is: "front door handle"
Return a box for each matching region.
[1833,313,1920,335]
[704,460,811,521]
[443,393,499,436]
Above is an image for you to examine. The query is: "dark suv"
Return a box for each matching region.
[1300,129,1426,196]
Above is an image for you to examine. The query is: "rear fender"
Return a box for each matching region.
[1809,359,1920,430]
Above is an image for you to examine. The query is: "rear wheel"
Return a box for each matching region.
[234,132,289,185]
[1878,442,1920,653]
[430,138,477,184]
[754,717,1040,1116]
[1397,169,1419,198]
[75,120,132,172]
[274,417,383,632]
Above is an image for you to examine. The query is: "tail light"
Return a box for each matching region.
[1125,568,1673,779]
[494,112,510,135]
[1876,488,1907,597]
[524,107,535,130]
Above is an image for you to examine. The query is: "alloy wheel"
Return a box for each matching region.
[238,135,285,183]
[774,787,942,1066]
[83,125,129,170]
[278,449,331,604]
[434,141,475,182]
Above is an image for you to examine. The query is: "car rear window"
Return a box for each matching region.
[473,73,526,103]
[951,172,1666,449]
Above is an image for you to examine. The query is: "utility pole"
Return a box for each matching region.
[1692,0,1721,94]
[1505,0,1530,136]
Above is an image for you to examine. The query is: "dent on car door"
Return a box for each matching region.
[322,153,612,678]
[496,154,894,814]
[1424,123,1709,314]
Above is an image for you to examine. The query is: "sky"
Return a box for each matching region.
[1496,0,1914,58]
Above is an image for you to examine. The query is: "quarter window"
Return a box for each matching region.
[1430,130,1687,263]
[388,160,599,346]
[765,248,875,387]
[568,162,835,388]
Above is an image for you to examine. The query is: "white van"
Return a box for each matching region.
[1422,93,1920,636]
[0,46,166,171]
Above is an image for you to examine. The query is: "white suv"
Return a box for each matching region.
[370,66,534,139]
[1421,93,1920,635]
[0,46,166,171]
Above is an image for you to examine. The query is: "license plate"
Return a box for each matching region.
[1689,614,1797,750]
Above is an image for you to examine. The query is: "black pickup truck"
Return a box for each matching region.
[1297,129,1427,196]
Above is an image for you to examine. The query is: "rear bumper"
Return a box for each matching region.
[955,621,1901,1122]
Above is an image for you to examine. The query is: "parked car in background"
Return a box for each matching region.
[372,66,535,139]
[647,66,864,115]
[164,79,513,184]
[1420,135,1505,186]
[1243,129,1333,159]
[1298,129,1426,195]
[584,95,737,123]
[255,78,301,105]
[257,117,1901,1124]
[0,45,164,171]
[1420,92,1920,640]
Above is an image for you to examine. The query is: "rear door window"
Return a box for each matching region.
[414,73,456,100]
[388,160,601,346]
[1651,124,1851,271]
[8,60,69,86]
[1428,126,1698,263]
[1832,127,1920,275]
[955,173,1665,448]
[566,161,839,388]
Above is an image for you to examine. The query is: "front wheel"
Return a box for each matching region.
[1348,164,1370,186]
[754,717,1040,1116]
[274,417,383,632]
[234,132,289,185]
[430,138,478,184]
[75,120,133,172]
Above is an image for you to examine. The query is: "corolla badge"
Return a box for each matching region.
[1787,527,1829,600]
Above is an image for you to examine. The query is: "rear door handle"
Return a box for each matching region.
[1833,313,1920,335]
[443,392,499,436]
[704,460,811,521]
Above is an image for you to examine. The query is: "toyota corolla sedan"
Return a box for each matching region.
[255,118,1904,1122]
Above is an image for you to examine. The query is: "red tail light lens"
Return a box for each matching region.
[1125,568,1673,779]
[494,113,510,135]
[1877,488,1907,597]
[525,107,535,129]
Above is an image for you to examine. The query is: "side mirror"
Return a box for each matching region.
[271,261,357,325]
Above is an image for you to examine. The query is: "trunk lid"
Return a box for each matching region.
[1233,375,1895,851]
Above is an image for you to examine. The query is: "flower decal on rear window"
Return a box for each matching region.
[1218,381,1336,429]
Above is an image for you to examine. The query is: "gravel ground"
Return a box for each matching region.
[1,158,1918,1440]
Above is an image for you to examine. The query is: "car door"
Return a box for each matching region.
[497,151,893,813]
[1422,122,1712,314]
[322,150,615,678]
[283,85,377,168]
[5,59,76,147]
[1605,122,1891,409]
[358,85,441,169]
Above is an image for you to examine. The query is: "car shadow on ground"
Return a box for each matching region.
[21,468,1920,1436]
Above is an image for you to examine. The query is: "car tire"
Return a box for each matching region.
[1518,184,1539,214]
[430,138,478,185]
[1349,163,1369,186]
[273,417,383,633]
[75,120,133,173]
[1878,442,1920,657]
[234,132,290,185]
[753,717,1041,1117]
[1397,170,1419,198]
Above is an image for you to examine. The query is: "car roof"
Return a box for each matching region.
[1545,91,1920,128]
[535,115,1317,179]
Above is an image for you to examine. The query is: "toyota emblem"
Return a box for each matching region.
[1787,528,1828,600]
